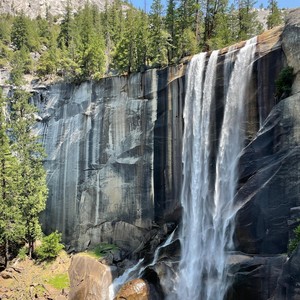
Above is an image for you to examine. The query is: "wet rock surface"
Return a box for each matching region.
[114,278,150,300]
[227,253,286,300]
[272,245,300,300]
[235,93,300,254]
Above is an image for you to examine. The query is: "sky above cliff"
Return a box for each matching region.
[132,0,298,12]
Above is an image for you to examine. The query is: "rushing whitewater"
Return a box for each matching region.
[177,38,257,300]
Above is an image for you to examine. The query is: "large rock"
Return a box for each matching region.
[68,254,115,300]
[227,253,286,300]
[114,278,150,300]
[235,92,300,254]
[282,8,300,94]
[272,245,300,299]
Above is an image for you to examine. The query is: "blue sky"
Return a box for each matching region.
[130,0,299,12]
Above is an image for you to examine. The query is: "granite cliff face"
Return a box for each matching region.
[35,67,185,252]
[32,8,300,299]
[0,0,110,18]
[35,22,285,253]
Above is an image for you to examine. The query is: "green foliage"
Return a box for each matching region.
[0,42,12,68]
[37,49,57,78]
[48,273,70,289]
[275,66,295,100]
[237,0,263,40]
[0,0,265,80]
[17,246,28,260]
[0,15,13,45]
[87,243,118,258]
[0,89,26,267]
[35,231,64,261]
[267,0,283,29]
[11,13,30,50]
[9,88,48,258]
[288,225,300,255]
[10,47,33,85]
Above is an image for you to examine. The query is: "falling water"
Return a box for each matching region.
[109,229,176,299]
[177,38,257,300]
[108,258,145,299]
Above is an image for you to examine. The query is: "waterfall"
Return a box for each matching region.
[108,258,145,299]
[109,229,176,299]
[176,38,257,300]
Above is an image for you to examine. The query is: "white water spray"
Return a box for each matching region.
[109,229,176,299]
[177,38,257,300]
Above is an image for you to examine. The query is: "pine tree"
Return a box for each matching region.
[203,0,229,49]
[10,46,33,85]
[237,0,263,40]
[113,8,145,73]
[0,90,24,267]
[58,1,74,49]
[10,89,48,258]
[77,3,106,79]
[149,0,169,66]
[165,0,179,62]
[11,12,29,50]
[267,0,282,29]
[177,0,198,57]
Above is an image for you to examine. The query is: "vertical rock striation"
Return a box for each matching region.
[37,67,186,251]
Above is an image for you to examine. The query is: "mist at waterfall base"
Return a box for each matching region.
[109,37,257,299]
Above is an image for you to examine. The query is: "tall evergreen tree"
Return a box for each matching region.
[113,8,145,73]
[10,89,47,258]
[0,90,24,267]
[177,0,198,57]
[149,0,170,66]
[237,0,262,40]
[165,0,179,62]
[267,0,282,29]
[57,1,74,48]
[11,12,29,50]
[10,46,33,85]
[203,0,228,49]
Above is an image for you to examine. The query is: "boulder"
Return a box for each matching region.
[114,278,150,300]
[272,244,300,299]
[227,253,286,300]
[68,254,115,300]
[282,8,300,94]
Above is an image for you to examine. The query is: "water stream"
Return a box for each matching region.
[109,229,176,299]
[176,38,257,300]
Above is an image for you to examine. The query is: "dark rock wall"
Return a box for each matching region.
[154,65,185,223]
[37,67,186,251]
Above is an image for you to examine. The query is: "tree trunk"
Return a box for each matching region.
[4,238,8,268]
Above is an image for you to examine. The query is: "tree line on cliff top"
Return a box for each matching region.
[0,0,283,82]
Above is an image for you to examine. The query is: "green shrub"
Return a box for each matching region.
[87,243,118,259]
[48,273,69,289]
[275,66,295,100]
[35,231,64,261]
[288,225,300,255]
[17,246,27,260]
